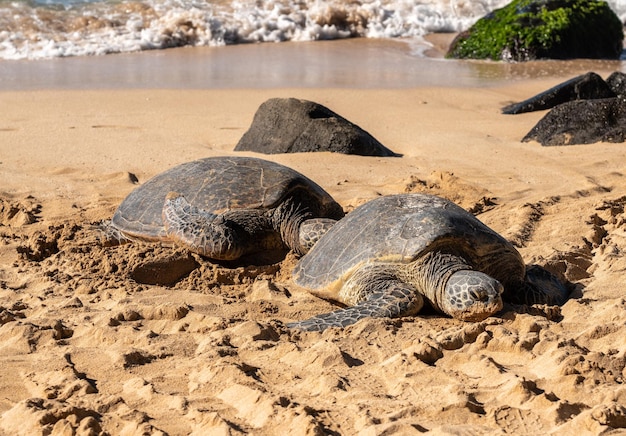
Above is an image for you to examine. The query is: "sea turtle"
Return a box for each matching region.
[104,156,345,261]
[289,193,569,331]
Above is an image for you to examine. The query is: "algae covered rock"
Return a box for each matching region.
[447,0,623,62]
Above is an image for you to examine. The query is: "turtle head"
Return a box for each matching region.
[443,271,504,321]
[298,218,338,254]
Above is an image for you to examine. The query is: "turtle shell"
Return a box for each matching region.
[111,156,343,241]
[293,193,525,300]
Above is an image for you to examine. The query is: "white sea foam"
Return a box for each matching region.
[0,0,624,60]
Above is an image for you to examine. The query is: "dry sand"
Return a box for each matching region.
[1,44,626,434]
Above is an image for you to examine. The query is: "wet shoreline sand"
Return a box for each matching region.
[1,36,623,90]
[1,38,626,434]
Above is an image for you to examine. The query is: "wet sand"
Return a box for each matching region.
[1,39,626,434]
[1,37,623,90]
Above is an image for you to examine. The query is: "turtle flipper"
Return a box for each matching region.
[162,192,244,260]
[298,218,338,253]
[287,283,423,331]
[508,265,570,306]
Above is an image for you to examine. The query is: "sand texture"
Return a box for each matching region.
[1,83,626,435]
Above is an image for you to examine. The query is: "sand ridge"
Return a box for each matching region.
[0,84,625,434]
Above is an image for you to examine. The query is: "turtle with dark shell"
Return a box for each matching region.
[103,156,345,261]
[289,194,569,331]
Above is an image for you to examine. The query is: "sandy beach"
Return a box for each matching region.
[1,39,626,434]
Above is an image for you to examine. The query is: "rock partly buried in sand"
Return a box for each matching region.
[447,0,623,62]
[288,193,570,331]
[502,72,616,115]
[101,156,344,262]
[523,97,626,146]
[234,98,398,157]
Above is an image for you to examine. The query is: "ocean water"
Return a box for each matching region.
[3,0,624,61]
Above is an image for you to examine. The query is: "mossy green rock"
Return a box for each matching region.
[446,0,624,61]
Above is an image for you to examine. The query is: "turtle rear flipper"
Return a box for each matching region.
[288,281,424,331]
[506,264,570,306]
[98,220,133,247]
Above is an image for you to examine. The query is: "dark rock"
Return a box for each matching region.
[504,72,626,145]
[522,97,626,146]
[447,0,623,62]
[606,72,626,96]
[235,98,399,157]
[502,72,616,114]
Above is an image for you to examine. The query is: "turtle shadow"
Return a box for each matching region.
[208,248,290,269]
[129,249,289,287]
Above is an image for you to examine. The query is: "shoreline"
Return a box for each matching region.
[1,36,624,91]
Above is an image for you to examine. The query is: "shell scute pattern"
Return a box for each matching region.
[293,194,517,293]
[112,156,336,241]
[288,193,570,331]
[108,156,344,261]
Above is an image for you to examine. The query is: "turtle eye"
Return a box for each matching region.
[470,289,488,302]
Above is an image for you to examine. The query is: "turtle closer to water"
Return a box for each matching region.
[103,156,345,261]
[289,194,569,331]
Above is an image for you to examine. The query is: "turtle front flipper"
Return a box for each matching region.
[507,264,570,306]
[287,281,424,332]
[162,192,246,260]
